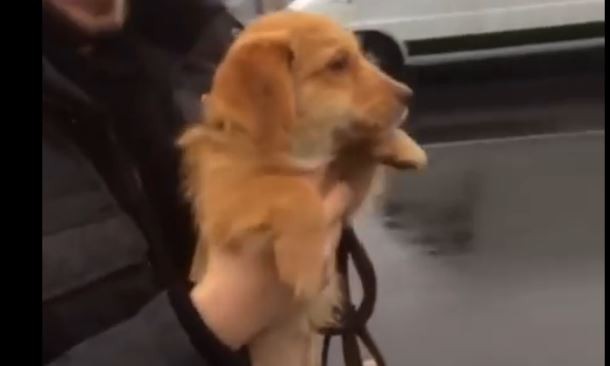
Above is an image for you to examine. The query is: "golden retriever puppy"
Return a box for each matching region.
[179,11,427,366]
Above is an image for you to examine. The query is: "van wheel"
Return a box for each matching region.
[358,32,404,78]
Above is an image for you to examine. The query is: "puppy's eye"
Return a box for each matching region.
[327,55,349,72]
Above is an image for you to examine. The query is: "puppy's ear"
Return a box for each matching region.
[209,31,296,151]
[374,129,428,170]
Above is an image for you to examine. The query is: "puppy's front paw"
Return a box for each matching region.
[374,129,427,170]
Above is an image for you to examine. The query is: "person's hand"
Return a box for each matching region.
[189,180,354,350]
[44,0,127,36]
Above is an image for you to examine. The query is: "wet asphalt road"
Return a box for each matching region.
[328,46,605,365]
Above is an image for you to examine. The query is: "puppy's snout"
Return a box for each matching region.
[395,82,414,105]
[382,71,413,105]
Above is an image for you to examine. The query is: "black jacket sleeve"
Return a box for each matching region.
[48,285,249,366]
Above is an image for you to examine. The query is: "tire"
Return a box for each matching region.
[358,32,404,78]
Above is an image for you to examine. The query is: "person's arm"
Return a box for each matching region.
[46,177,356,366]
[48,285,249,366]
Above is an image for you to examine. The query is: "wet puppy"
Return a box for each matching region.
[179,11,427,366]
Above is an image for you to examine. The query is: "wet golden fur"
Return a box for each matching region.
[178,11,427,366]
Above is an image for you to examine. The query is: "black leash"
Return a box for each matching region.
[320,227,386,366]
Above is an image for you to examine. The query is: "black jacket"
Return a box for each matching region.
[42,1,246,364]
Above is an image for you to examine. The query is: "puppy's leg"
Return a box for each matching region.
[373,129,427,170]
[272,190,328,302]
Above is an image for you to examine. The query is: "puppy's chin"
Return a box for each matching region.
[345,110,408,139]
[380,157,425,170]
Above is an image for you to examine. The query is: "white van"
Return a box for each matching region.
[288,0,605,73]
